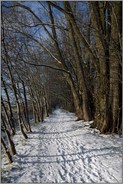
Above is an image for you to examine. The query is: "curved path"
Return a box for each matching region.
[2,109,122,183]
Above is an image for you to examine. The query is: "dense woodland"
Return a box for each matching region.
[1,1,122,163]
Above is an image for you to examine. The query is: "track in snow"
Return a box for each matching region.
[1,109,122,183]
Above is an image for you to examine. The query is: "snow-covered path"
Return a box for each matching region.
[2,109,122,183]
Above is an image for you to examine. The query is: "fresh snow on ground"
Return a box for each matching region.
[1,109,122,183]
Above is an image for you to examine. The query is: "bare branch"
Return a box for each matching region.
[21,60,70,74]
[48,1,71,15]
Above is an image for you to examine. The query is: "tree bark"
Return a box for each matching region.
[22,81,32,132]
[65,11,91,120]
[1,75,15,132]
[109,1,122,133]
[1,137,13,164]
[90,2,111,133]
[1,97,15,136]
[2,114,16,156]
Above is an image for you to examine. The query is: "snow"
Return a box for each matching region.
[1,109,122,183]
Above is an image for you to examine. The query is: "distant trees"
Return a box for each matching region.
[1,1,122,163]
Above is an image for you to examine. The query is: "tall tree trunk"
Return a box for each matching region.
[28,86,39,123]
[63,2,100,73]
[1,97,15,136]
[2,116,16,156]
[109,1,122,133]
[1,75,15,132]
[22,81,32,132]
[67,76,83,119]
[65,14,91,120]
[90,2,111,133]
[1,137,13,164]
[43,87,49,117]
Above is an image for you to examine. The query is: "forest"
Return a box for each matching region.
[1,1,122,183]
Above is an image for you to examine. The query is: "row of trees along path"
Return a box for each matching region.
[1,1,122,164]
